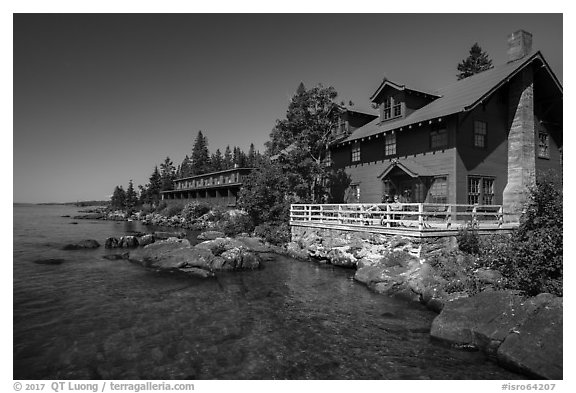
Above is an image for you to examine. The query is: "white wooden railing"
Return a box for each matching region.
[290,203,504,231]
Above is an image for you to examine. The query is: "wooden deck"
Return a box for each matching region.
[290,203,518,237]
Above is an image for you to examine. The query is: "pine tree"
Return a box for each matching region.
[110,185,126,210]
[223,145,233,169]
[160,157,176,191]
[179,155,192,178]
[125,179,138,213]
[457,43,493,80]
[211,149,224,172]
[147,165,162,204]
[247,143,256,167]
[191,130,210,175]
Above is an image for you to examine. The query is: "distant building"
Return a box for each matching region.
[160,167,254,206]
[329,30,562,222]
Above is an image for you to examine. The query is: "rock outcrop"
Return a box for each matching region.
[62,239,100,250]
[430,291,562,379]
[128,236,263,278]
[197,231,226,241]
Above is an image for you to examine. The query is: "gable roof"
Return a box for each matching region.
[340,51,562,145]
[370,79,440,102]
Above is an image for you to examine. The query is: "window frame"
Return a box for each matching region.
[473,120,488,149]
[428,176,448,204]
[430,126,448,149]
[467,175,495,205]
[384,133,396,156]
[351,142,361,163]
[349,183,360,203]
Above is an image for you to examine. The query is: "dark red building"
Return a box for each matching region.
[329,30,562,222]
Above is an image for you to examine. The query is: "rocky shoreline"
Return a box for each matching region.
[65,209,562,379]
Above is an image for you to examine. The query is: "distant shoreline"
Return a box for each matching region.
[14,201,109,207]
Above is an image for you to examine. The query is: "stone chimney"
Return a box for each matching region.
[502,30,536,222]
[507,30,533,62]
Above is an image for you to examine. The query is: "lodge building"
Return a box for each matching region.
[160,167,254,206]
[329,30,562,222]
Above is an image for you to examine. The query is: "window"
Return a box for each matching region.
[482,178,494,204]
[393,97,402,117]
[382,96,402,120]
[428,177,447,204]
[538,132,550,158]
[474,121,487,148]
[385,133,396,156]
[468,176,495,205]
[430,127,448,149]
[339,120,348,134]
[383,97,392,119]
[351,142,361,162]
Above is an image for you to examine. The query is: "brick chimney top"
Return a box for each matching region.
[507,30,533,62]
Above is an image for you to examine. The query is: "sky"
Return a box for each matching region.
[12,13,563,203]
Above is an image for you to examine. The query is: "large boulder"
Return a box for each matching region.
[62,239,100,250]
[119,236,139,248]
[496,296,563,380]
[219,247,262,270]
[195,238,245,255]
[197,231,225,241]
[129,238,214,273]
[137,234,155,247]
[104,237,120,249]
[430,290,527,347]
[326,247,357,268]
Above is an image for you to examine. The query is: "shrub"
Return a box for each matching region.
[181,202,211,222]
[220,214,255,237]
[474,171,563,296]
[165,203,185,218]
[457,226,480,254]
[155,200,167,213]
[254,222,291,246]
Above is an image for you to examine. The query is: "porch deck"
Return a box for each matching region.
[290,203,518,237]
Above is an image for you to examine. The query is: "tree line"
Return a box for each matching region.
[109,132,264,210]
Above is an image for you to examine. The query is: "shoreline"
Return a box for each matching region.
[72,208,562,380]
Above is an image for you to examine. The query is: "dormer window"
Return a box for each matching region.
[393,98,402,117]
[381,96,402,121]
[383,97,392,119]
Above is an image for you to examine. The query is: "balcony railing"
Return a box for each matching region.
[290,203,506,231]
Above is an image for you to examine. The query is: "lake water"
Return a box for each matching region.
[13,204,523,380]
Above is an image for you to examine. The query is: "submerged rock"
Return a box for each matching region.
[197,231,225,241]
[102,253,129,261]
[62,239,100,250]
[34,258,65,265]
[153,231,187,240]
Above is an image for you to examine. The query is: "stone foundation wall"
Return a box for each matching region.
[290,225,457,263]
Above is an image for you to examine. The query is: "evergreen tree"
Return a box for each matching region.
[457,43,493,80]
[210,149,224,172]
[125,179,138,213]
[191,130,210,175]
[179,155,192,178]
[247,143,256,167]
[223,145,233,169]
[147,165,162,205]
[110,185,126,210]
[233,146,247,168]
[160,157,176,191]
